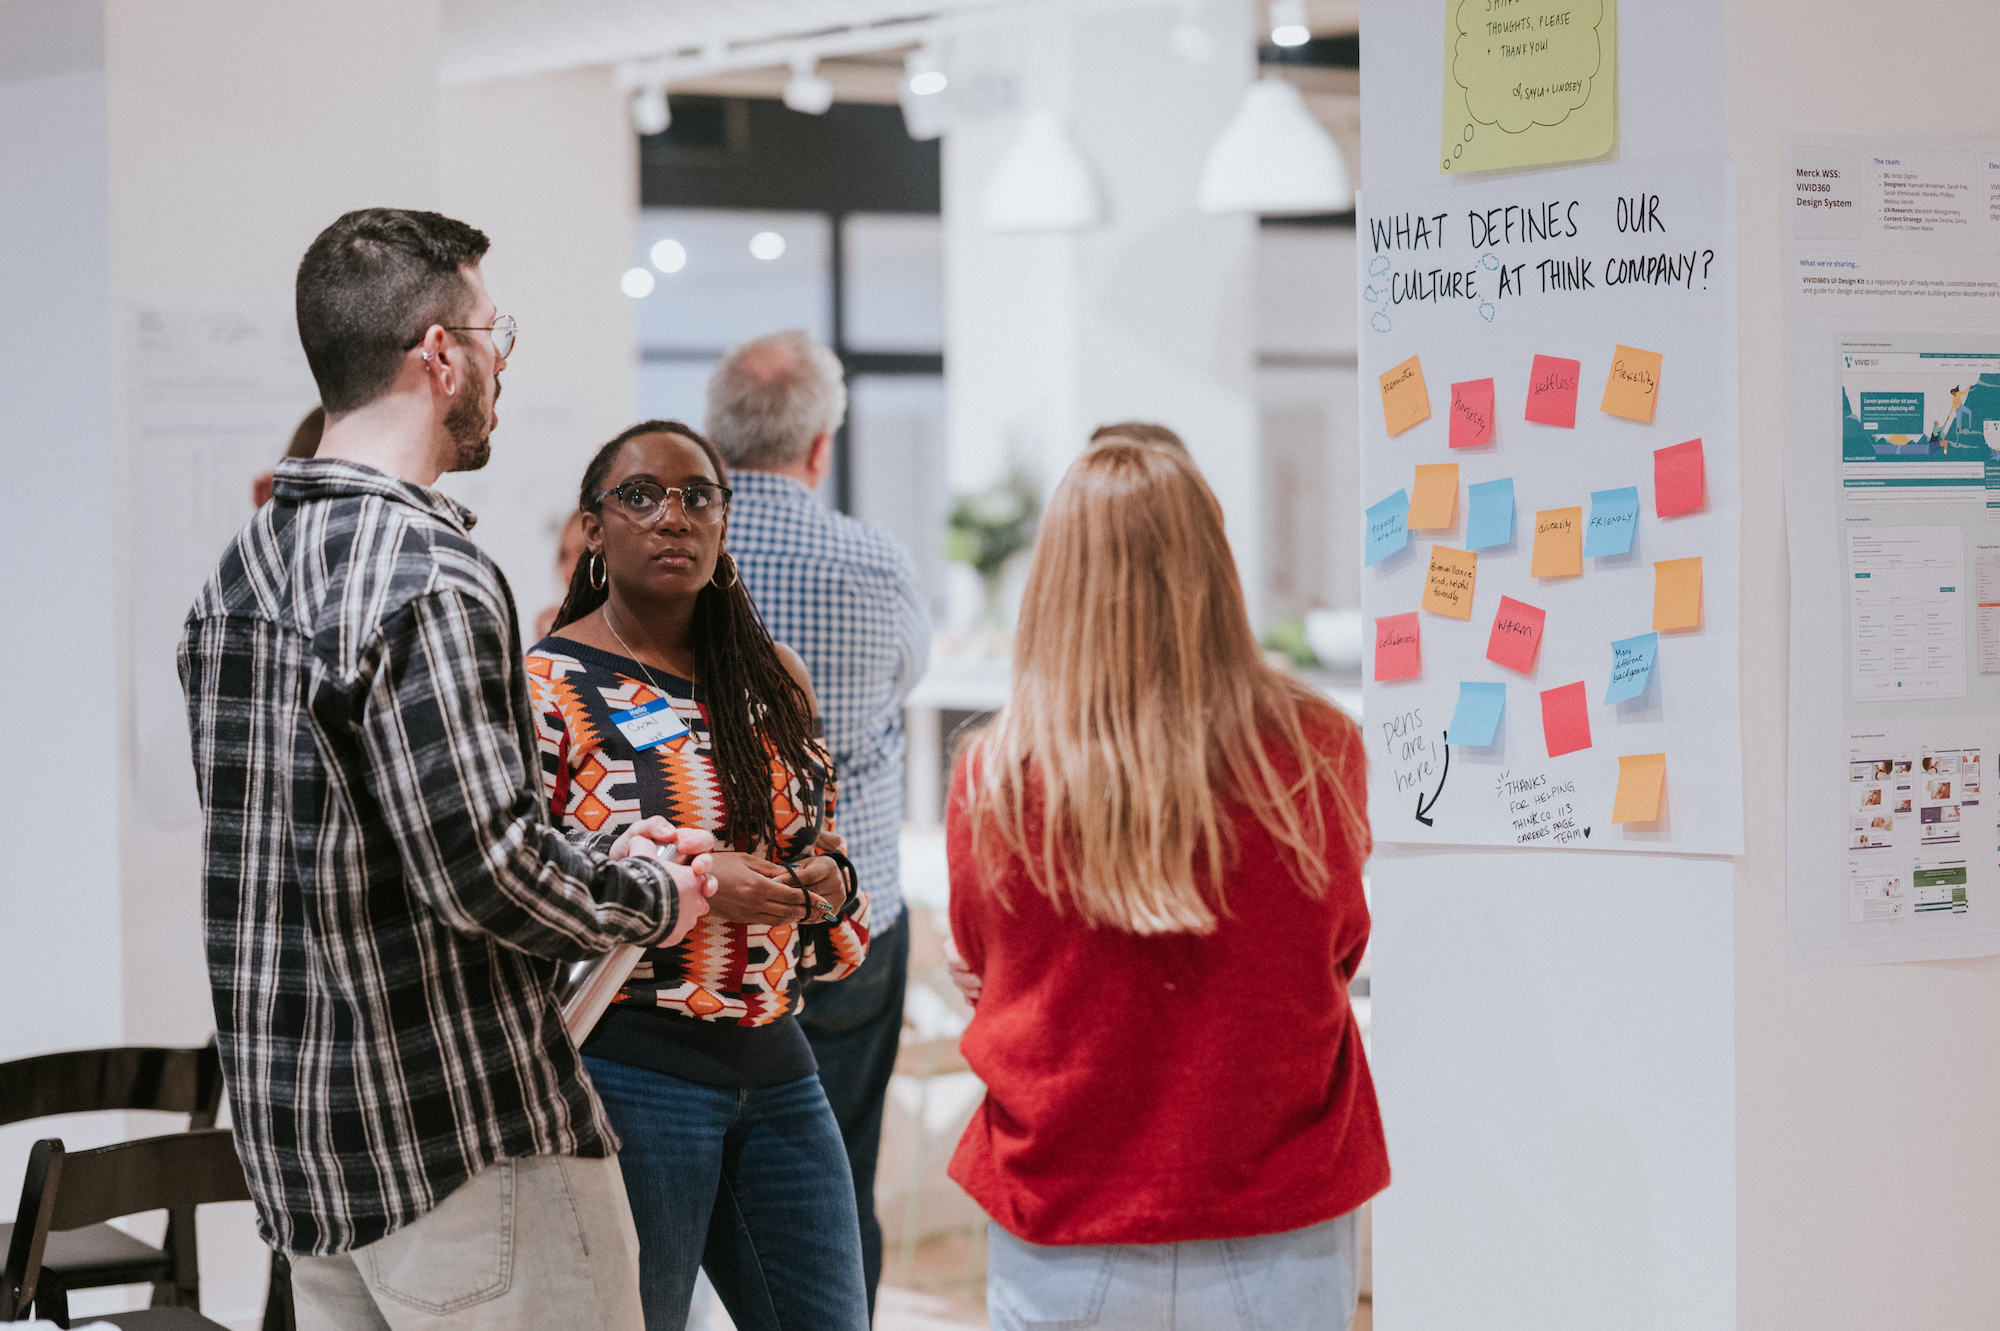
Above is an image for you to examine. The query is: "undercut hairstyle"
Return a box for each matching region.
[552,420,828,855]
[1089,421,1188,452]
[704,329,848,470]
[295,208,490,413]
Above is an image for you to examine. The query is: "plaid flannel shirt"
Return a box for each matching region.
[725,471,931,926]
[177,458,677,1256]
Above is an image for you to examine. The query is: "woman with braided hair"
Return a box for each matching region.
[526,420,871,1331]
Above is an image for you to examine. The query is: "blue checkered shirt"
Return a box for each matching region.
[727,471,930,926]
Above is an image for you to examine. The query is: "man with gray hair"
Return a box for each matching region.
[705,329,929,1316]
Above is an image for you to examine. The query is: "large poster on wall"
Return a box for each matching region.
[1783,134,2000,966]
[1357,155,1742,854]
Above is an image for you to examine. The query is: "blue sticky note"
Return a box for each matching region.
[1466,478,1515,550]
[1365,489,1411,565]
[1583,486,1641,558]
[1448,681,1507,747]
[1604,631,1659,704]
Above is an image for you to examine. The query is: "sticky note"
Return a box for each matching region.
[1440,1,1616,175]
[1373,612,1421,682]
[1379,355,1431,436]
[1525,355,1581,427]
[1654,438,1706,517]
[1422,546,1479,620]
[1448,682,1507,747]
[1613,753,1668,823]
[1531,507,1583,578]
[1486,595,1546,673]
[1604,631,1659,704]
[1409,463,1459,530]
[1365,489,1410,566]
[1583,486,1640,558]
[1539,681,1592,758]
[1467,477,1515,550]
[1653,557,1703,631]
[1449,378,1495,448]
[1600,345,1664,423]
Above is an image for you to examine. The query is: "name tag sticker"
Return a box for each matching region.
[610,698,689,752]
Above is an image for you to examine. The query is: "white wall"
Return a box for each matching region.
[1360,2,1738,1328]
[438,64,638,620]
[1726,7,2000,1327]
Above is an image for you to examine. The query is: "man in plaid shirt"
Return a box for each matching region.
[705,330,931,1315]
[179,208,714,1328]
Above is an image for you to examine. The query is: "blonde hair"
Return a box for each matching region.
[965,441,1367,935]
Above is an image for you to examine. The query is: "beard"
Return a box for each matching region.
[444,365,495,472]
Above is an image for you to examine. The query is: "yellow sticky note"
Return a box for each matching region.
[1653,557,1703,630]
[1530,507,1583,578]
[1408,463,1459,530]
[1379,355,1432,436]
[1441,0,1618,175]
[1613,753,1667,823]
[1601,345,1663,422]
[1422,546,1479,620]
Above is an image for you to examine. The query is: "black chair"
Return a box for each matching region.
[0,1042,223,1318]
[3,1129,252,1327]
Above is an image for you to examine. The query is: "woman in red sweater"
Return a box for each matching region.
[945,439,1386,1330]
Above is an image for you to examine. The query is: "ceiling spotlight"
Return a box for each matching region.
[899,48,949,141]
[1268,0,1310,47]
[649,238,687,274]
[631,84,670,136]
[621,266,657,298]
[748,231,787,261]
[783,56,835,115]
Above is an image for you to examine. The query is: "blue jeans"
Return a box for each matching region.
[984,1212,1361,1331]
[584,1056,870,1331]
[798,913,908,1316]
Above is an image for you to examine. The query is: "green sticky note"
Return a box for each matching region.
[1441,0,1618,176]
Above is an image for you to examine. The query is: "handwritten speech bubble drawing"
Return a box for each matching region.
[1442,0,1615,174]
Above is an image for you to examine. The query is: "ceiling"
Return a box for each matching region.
[439,0,1360,87]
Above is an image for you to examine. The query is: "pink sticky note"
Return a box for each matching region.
[1486,596,1547,674]
[1373,612,1421,682]
[1540,681,1593,757]
[1449,378,1495,448]
[1654,438,1707,517]
[1525,355,1582,428]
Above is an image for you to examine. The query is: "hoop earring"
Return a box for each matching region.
[587,552,606,590]
[711,551,738,590]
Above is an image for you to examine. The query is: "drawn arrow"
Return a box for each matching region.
[1414,731,1450,826]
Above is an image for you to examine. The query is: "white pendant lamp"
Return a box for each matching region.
[1198,76,1353,215]
[981,111,1103,232]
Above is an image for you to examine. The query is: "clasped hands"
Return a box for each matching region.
[611,818,847,928]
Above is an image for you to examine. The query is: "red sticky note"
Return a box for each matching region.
[1486,596,1547,674]
[1525,355,1582,428]
[1540,681,1592,758]
[1654,438,1706,517]
[1373,612,1421,682]
[1449,378,1495,448]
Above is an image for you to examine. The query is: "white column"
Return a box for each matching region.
[438,64,639,614]
[941,2,1264,625]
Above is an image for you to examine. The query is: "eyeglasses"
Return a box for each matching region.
[439,313,516,359]
[597,479,732,527]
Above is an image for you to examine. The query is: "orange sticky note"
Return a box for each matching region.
[1408,463,1459,529]
[1379,355,1432,436]
[1654,438,1706,517]
[1373,612,1421,682]
[1539,681,1592,758]
[1486,595,1546,673]
[1525,355,1581,427]
[1530,507,1583,578]
[1449,378,1495,448]
[1653,557,1703,631]
[1421,546,1478,620]
[1613,753,1667,823]
[1600,345,1664,423]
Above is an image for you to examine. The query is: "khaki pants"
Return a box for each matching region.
[291,1155,644,1330]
